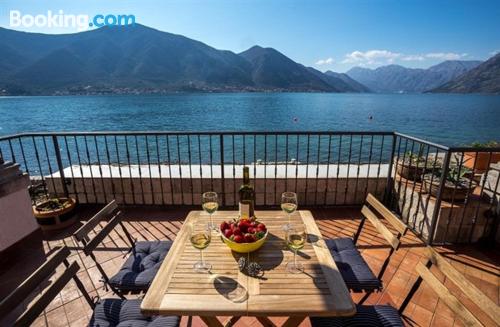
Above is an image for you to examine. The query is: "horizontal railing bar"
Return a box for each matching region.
[0,130,395,140]
[393,132,450,150]
[448,146,500,152]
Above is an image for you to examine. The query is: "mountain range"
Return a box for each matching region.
[0,24,497,95]
[346,60,482,93]
[0,24,366,95]
[430,53,500,94]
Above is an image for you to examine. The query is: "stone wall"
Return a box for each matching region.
[43,164,389,206]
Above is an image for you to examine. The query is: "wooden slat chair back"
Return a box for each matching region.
[354,193,408,279]
[400,247,500,327]
[73,200,135,297]
[0,247,94,327]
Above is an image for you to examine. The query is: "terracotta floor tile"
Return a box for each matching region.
[1,205,498,326]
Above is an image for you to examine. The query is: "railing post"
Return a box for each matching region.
[219,134,226,207]
[384,133,397,205]
[427,150,451,245]
[52,135,69,197]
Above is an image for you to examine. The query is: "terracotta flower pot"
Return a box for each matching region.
[463,152,500,172]
[422,174,477,202]
[395,159,430,181]
[33,197,77,231]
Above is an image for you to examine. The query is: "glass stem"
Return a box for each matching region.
[294,250,297,267]
[288,212,291,226]
[200,249,204,265]
[209,213,213,228]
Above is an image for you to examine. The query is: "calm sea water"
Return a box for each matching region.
[1,93,499,146]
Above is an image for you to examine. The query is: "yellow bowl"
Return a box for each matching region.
[220,230,268,253]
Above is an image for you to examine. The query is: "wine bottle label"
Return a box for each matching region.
[239,202,250,219]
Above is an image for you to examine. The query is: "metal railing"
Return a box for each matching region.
[0,131,499,245]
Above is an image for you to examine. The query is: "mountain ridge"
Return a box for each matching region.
[430,53,500,94]
[0,25,364,95]
[346,60,482,93]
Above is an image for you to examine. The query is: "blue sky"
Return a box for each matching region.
[1,0,499,72]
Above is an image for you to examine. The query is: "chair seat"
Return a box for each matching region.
[325,238,382,292]
[89,298,180,327]
[109,241,172,291]
[310,305,404,327]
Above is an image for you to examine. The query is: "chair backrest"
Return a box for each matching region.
[0,247,92,326]
[360,193,408,250]
[73,200,129,255]
[416,247,500,326]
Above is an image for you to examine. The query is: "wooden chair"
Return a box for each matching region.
[73,200,173,297]
[325,193,408,303]
[0,246,180,327]
[311,246,500,327]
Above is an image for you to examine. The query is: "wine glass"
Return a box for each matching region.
[202,191,219,233]
[286,224,306,274]
[189,223,212,273]
[281,192,298,231]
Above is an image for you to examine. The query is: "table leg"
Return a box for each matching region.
[281,316,306,327]
[200,316,224,327]
[223,316,241,327]
[256,317,277,327]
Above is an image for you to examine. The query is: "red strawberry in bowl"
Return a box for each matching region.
[220,221,229,232]
[219,218,268,253]
[244,233,256,243]
[224,229,233,238]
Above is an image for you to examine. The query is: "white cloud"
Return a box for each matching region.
[490,50,499,56]
[424,52,466,60]
[315,57,334,65]
[341,50,401,65]
[401,55,425,61]
[339,50,470,67]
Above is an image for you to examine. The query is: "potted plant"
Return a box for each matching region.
[422,162,477,202]
[396,146,433,181]
[463,141,500,172]
[29,183,77,231]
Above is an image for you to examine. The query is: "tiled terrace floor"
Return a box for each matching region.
[0,205,499,327]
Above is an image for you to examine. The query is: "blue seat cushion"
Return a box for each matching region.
[325,238,382,292]
[109,241,172,291]
[89,298,180,327]
[311,305,404,327]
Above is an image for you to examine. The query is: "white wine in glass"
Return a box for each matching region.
[281,192,297,231]
[202,191,219,233]
[286,224,306,274]
[190,224,212,273]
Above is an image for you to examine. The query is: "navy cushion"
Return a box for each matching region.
[109,241,172,291]
[311,305,404,327]
[326,238,382,292]
[89,298,180,327]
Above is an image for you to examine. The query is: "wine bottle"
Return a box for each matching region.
[239,166,255,219]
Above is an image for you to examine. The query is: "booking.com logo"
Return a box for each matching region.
[9,10,135,31]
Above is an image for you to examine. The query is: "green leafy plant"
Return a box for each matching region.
[469,140,499,148]
[403,144,427,165]
[446,165,471,184]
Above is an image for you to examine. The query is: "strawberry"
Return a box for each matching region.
[233,235,244,243]
[244,233,256,243]
[224,228,233,238]
[247,227,256,234]
[257,223,266,231]
[220,221,229,232]
[232,227,242,236]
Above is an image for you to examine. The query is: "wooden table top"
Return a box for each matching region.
[141,210,355,317]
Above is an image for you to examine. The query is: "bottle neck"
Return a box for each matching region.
[243,167,250,185]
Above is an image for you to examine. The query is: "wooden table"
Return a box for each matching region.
[141,210,356,327]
